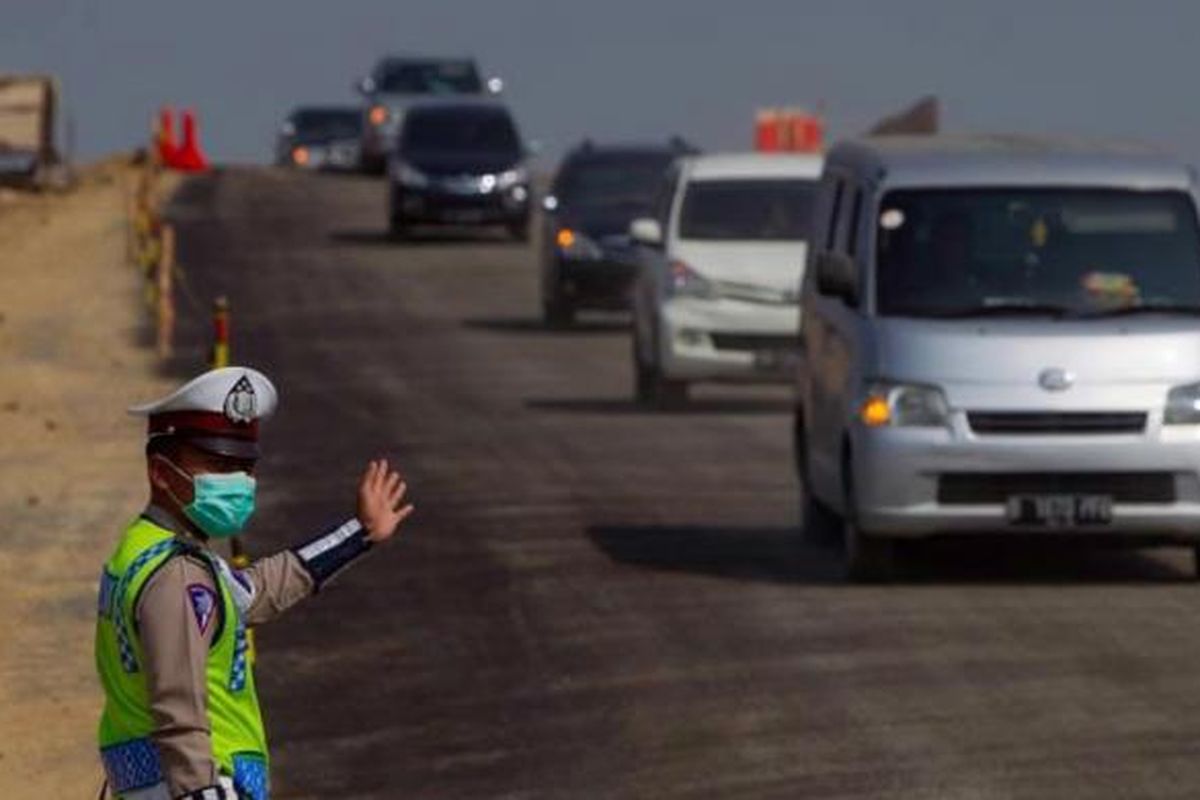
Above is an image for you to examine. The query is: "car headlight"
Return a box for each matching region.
[1165,381,1200,424]
[555,228,604,260]
[859,381,950,428]
[369,105,390,127]
[667,260,717,299]
[391,161,428,188]
[497,168,528,188]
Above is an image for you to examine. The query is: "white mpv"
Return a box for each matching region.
[629,153,823,406]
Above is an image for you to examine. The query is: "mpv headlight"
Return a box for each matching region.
[555,228,604,260]
[668,260,717,299]
[1165,381,1200,424]
[497,168,528,188]
[391,161,428,188]
[859,381,950,428]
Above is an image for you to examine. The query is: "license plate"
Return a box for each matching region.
[1005,494,1113,527]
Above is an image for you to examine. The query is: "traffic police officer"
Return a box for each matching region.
[95,367,413,799]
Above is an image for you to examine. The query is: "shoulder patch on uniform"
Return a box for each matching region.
[187,583,218,635]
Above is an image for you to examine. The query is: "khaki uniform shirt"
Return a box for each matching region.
[136,506,314,795]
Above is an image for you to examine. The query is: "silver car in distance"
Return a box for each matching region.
[795,134,1200,580]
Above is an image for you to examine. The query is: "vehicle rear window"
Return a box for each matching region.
[401,107,520,155]
[558,155,673,208]
[875,188,1200,317]
[679,179,818,241]
[378,61,482,94]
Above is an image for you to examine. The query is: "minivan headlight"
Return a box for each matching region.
[555,228,604,260]
[859,382,950,428]
[391,161,428,188]
[497,168,528,188]
[1165,381,1200,424]
[668,260,717,299]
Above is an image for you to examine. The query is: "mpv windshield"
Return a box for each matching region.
[876,189,1200,318]
[401,108,520,155]
[680,179,817,241]
[379,61,482,94]
[559,156,673,209]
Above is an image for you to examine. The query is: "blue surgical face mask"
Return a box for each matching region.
[162,458,257,538]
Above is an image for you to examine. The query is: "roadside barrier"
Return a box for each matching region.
[209,295,230,369]
[126,106,217,361]
[126,152,175,358]
[755,108,824,153]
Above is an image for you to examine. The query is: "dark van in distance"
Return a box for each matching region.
[387,101,532,240]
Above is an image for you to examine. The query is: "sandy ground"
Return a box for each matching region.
[0,163,178,797]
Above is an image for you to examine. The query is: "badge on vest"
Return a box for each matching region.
[187,584,218,635]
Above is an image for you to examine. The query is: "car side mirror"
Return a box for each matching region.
[816,251,859,305]
[630,218,663,247]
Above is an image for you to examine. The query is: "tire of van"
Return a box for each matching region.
[543,291,575,328]
[842,456,894,582]
[632,317,687,408]
[794,411,840,546]
[388,216,409,240]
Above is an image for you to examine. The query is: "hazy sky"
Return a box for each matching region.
[6,0,1200,166]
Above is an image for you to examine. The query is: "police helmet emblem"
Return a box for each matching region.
[223,375,258,423]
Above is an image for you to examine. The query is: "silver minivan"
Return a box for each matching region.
[795,135,1200,580]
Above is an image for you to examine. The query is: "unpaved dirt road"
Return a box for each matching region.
[0,162,174,798]
[164,167,1200,800]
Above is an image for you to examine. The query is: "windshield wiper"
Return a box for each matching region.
[918,302,1073,319]
[1076,303,1200,319]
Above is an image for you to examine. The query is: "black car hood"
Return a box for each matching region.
[559,203,651,240]
[403,150,521,176]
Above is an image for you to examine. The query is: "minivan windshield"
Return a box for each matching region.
[378,61,482,94]
[680,179,817,241]
[558,155,673,209]
[875,189,1200,318]
[401,107,520,155]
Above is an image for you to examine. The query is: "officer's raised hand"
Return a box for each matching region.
[357,458,414,542]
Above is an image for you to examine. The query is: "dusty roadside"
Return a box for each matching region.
[0,162,179,797]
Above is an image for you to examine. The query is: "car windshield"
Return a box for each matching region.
[679,179,818,241]
[292,110,360,143]
[875,188,1200,318]
[558,156,673,209]
[378,61,482,94]
[401,108,520,155]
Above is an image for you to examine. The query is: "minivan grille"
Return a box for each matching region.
[938,472,1175,505]
[968,412,1147,435]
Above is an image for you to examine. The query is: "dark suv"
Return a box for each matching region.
[356,56,500,174]
[387,100,531,239]
[540,139,696,325]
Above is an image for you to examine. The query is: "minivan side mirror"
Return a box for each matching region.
[630,218,663,247]
[816,251,859,305]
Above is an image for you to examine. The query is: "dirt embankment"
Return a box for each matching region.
[0,162,178,797]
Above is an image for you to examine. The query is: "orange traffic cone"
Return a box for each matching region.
[157,106,180,166]
[175,109,210,172]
